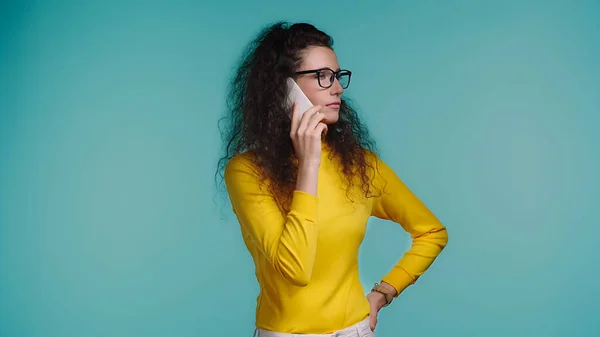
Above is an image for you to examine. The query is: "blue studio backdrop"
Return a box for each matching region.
[1,1,598,337]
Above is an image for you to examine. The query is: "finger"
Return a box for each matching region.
[297,105,321,134]
[314,122,328,137]
[301,104,322,119]
[307,111,327,132]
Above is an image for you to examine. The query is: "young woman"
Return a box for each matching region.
[217,22,448,337]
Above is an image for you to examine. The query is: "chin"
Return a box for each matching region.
[323,110,339,124]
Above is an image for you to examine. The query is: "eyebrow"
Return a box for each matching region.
[295,66,343,74]
[308,66,340,71]
[319,67,342,71]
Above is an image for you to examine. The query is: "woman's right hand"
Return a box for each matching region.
[290,102,327,168]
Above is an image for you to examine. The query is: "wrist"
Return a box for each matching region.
[379,281,398,297]
[296,161,320,196]
[298,160,320,171]
[371,282,396,307]
[369,291,388,307]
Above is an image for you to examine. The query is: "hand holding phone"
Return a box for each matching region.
[288,78,326,168]
[286,78,313,120]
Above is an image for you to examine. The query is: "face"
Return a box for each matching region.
[294,46,349,124]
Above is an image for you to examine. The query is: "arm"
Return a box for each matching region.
[224,154,319,287]
[370,153,449,296]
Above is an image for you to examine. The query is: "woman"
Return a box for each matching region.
[217,22,448,336]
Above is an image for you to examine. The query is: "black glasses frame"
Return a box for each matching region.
[294,67,352,89]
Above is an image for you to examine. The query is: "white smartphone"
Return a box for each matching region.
[286,77,313,119]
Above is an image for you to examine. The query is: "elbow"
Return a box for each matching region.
[280,263,313,286]
[275,260,314,287]
[438,226,449,249]
[416,225,449,250]
[285,271,312,287]
[433,222,449,250]
[271,239,318,287]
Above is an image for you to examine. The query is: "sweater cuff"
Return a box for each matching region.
[290,190,318,222]
[381,267,416,297]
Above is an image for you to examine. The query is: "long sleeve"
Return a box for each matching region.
[370,154,448,295]
[224,154,319,287]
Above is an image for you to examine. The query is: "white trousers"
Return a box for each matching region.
[254,316,375,337]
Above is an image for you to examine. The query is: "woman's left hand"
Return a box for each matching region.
[366,291,387,331]
[366,282,397,331]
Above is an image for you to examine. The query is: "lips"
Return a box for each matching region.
[326,102,341,107]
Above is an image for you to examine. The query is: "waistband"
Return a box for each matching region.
[254,316,372,337]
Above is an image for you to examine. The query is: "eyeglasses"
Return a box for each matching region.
[295,67,352,89]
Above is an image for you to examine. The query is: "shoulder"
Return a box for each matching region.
[225,151,257,173]
[363,148,387,174]
[223,151,274,200]
[363,148,380,163]
[361,148,398,186]
[224,151,262,184]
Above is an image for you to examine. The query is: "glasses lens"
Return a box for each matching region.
[317,69,334,88]
[315,69,351,88]
[337,71,350,88]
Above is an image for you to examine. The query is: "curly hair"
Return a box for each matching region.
[216,21,380,210]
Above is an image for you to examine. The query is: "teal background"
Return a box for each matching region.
[1,1,598,336]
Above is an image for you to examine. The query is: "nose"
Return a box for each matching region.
[329,77,344,96]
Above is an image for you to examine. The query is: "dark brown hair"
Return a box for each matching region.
[216,21,380,209]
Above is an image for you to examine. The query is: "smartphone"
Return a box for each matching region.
[286,77,313,119]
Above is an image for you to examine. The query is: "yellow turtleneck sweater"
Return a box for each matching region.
[224,144,448,334]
